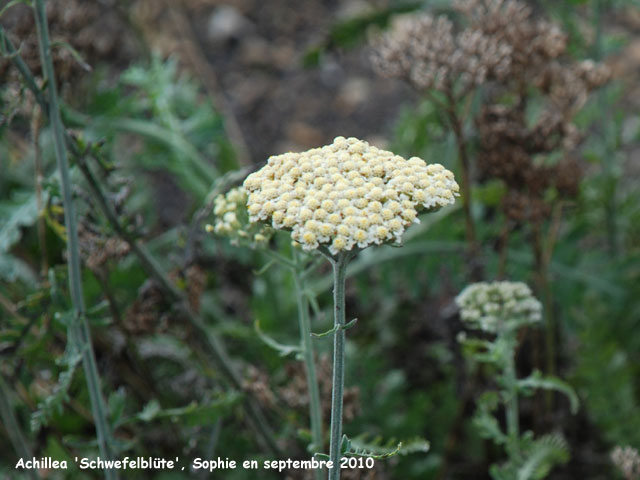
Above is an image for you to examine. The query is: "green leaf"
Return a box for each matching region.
[0,254,37,284]
[311,324,339,338]
[254,320,302,357]
[517,371,579,414]
[474,179,507,207]
[340,434,352,455]
[342,434,429,459]
[301,2,422,66]
[516,433,569,480]
[31,346,83,432]
[108,388,127,428]
[301,47,323,68]
[138,399,161,422]
[473,409,507,445]
[253,259,276,276]
[343,318,358,331]
[128,394,240,427]
[328,2,422,49]
[0,190,47,253]
[0,0,31,19]
[50,39,91,71]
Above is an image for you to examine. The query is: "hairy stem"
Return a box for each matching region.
[33,2,117,477]
[292,253,324,480]
[328,252,349,480]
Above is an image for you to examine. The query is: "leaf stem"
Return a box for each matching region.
[32,1,117,477]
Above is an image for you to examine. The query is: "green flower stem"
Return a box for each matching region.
[292,251,323,479]
[503,334,520,460]
[0,375,39,480]
[33,1,117,477]
[327,252,350,480]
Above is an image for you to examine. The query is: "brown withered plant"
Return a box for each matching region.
[372,0,609,379]
[371,6,512,279]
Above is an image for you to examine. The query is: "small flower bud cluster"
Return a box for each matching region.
[455,281,542,333]
[206,187,272,248]
[371,13,511,96]
[611,446,640,480]
[243,136,459,255]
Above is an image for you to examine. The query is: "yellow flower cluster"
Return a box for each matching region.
[206,187,272,247]
[243,136,459,254]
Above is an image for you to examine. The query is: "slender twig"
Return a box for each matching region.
[32,2,117,477]
[504,334,520,460]
[539,203,564,409]
[531,219,555,417]
[0,375,39,480]
[76,157,282,456]
[445,96,479,276]
[497,219,511,279]
[592,0,618,257]
[543,202,565,270]
[0,27,48,115]
[426,89,480,279]
[31,105,48,276]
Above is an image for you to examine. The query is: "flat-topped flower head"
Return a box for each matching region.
[455,281,542,333]
[206,187,272,248]
[243,136,459,254]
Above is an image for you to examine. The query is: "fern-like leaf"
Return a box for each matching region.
[31,344,82,432]
[517,433,569,480]
[343,434,430,459]
[518,371,579,414]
